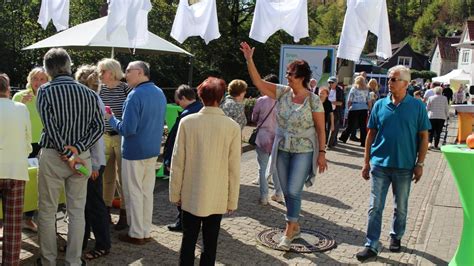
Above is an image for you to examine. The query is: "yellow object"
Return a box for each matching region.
[457,112,474,143]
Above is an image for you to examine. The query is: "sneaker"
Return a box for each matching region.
[271,194,285,203]
[389,238,401,252]
[23,219,38,232]
[276,230,301,251]
[356,247,377,261]
[350,136,360,142]
[259,198,268,205]
[251,179,259,185]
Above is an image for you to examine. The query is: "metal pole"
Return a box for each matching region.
[110,47,115,58]
[187,56,193,86]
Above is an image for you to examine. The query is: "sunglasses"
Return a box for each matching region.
[388,77,405,83]
[286,71,296,77]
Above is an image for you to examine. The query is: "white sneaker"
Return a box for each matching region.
[271,194,285,203]
[277,229,301,251]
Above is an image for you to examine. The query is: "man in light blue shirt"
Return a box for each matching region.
[356,65,431,261]
[107,61,166,245]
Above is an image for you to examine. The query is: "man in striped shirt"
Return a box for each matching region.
[36,48,105,265]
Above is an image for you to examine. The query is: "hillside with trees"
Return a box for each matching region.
[0,0,473,88]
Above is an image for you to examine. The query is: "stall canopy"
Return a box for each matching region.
[432,69,471,84]
[23,16,192,57]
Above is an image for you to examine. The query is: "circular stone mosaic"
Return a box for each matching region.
[256,228,337,253]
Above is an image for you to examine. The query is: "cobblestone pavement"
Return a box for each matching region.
[12,116,463,265]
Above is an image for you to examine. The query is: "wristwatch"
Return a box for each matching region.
[415,162,424,167]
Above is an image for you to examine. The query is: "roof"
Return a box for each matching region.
[468,20,474,41]
[434,37,460,60]
[378,42,428,68]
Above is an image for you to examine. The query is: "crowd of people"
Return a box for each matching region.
[0,42,460,265]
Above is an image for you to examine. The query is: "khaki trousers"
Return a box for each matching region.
[37,149,90,266]
[103,134,124,208]
[122,157,157,239]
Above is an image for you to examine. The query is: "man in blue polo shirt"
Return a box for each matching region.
[107,61,166,245]
[356,65,430,261]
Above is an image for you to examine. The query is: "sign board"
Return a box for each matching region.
[279,45,336,86]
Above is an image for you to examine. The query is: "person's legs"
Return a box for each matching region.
[284,152,313,223]
[180,211,202,266]
[200,214,223,266]
[1,179,25,266]
[358,110,368,145]
[340,111,357,142]
[143,157,157,238]
[103,134,117,208]
[121,159,145,239]
[428,119,435,145]
[256,147,269,202]
[38,149,69,265]
[112,136,127,230]
[85,167,111,252]
[328,111,340,147]
[365,165,392,253]
[64,152,90,265]
[276,150,290,205]
[432,119,445,148]
[389,168,413,242]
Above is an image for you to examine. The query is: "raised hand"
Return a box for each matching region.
[239,42,255,61]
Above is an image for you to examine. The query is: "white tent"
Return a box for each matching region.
[23,16,192,57]
[432,69,471,84]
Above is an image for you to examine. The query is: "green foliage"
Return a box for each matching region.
[411,70,438,81]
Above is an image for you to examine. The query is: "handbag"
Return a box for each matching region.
[248,101,277,146]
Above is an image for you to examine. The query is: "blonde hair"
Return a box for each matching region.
[354,76,367,90]
[26,67,49,90]
[97,58,124,81]
[75,65,99,92]
[228,79,248,97]
[318,86,329,96]
[367,78,379,91]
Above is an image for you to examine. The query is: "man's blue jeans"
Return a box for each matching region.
[276,150,313,222]
[365,165,413,253]
[256,146,282,199]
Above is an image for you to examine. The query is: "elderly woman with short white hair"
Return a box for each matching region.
[426,86,449,149]
[97,58,131,230]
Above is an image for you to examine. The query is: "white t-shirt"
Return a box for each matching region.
[337,0,391,61]
[249,0,308,43]
[170,0,220,44]
[107,0,152,48]
[38,0,70,31]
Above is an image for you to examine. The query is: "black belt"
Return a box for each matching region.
[106,131,119,136]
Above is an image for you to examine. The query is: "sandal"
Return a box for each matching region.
[84,249,110,260]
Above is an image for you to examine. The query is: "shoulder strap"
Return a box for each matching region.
[255,86,289,129]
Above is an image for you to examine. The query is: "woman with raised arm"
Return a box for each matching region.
[240,42,328,251]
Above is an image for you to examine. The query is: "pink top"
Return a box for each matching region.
[251,96,277,153]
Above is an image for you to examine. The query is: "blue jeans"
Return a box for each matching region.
[276,150,313,222]
[365,165,413,253]
[256,147,282,199]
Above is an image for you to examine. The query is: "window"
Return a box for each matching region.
[461,50,470,64]
[397,56,412,68]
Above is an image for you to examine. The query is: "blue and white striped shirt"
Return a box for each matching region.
[37,75,105,158]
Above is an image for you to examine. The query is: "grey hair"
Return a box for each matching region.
[43,48,72,77]
[129,61,150,79]
[388,65,411,82]
[433,86,443,95]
